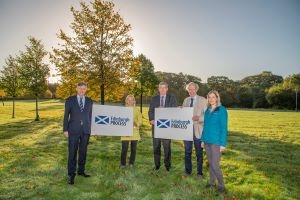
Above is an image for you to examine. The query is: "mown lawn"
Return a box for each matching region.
[0,100,299,200]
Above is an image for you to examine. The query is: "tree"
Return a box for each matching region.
[237,86,253,108]
[18,36,49,121]
[267,73,300,110]
[240,71,283,108]
[51,0,133,104]
[266,85,295,109]
[0,90,5,106]
[130,54,159,112]
[207,76,238,107]
[285,74,300,111]
[0,55,23,118]
[155,71,203,103]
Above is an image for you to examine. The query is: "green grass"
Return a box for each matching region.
[0,100,299,200]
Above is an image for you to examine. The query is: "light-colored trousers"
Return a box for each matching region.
[205,144,225,188]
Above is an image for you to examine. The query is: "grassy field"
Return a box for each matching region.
[0,100,299,200]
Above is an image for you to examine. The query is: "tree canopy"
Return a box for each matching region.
[51,0,133,104]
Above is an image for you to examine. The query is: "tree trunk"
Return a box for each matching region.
[100,83,104,105]
[140,86,143,113]
[12,97,15,118]
[35,94,40,121]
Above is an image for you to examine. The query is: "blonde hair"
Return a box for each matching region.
[185,82,199,92]
[125,94,136,106]
[207,90,221,106]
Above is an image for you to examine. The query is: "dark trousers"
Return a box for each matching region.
[184,137,203,175]
[68,132,90,176]
[120,140,138,166]
[153,137,171,170]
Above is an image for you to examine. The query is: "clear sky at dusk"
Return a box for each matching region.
[0,0,299,82]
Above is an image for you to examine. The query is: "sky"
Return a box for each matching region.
[0,0,299,83]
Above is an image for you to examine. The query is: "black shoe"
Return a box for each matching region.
[68,176,75,185]
[166,167,170,172]
[153,166,160,171]
[78,173,91,177]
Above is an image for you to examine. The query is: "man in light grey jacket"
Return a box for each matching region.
[182,82,207,178]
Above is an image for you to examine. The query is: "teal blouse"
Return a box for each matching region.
[201,105,228,147]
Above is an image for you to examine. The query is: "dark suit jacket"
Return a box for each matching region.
[148,94,177,121]
[63,95,93,135]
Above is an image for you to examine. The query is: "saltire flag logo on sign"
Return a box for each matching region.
[157,119,170,128]
[95,115,110,125]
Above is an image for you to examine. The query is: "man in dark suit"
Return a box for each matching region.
[148,82,177,171]
[63,82,93,184]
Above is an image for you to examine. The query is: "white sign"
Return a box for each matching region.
[91,105,133,136]
[154,107,194,141]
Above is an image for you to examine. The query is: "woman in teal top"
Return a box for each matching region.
[201,90,228,195]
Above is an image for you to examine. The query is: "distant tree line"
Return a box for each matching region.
[154,71,299,110]
[1,0,299,121]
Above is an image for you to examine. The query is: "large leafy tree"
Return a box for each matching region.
[266,85,295,109]
[18,36,49,121]
[267,73,300,110]
[240,71,283,108]
[51,0,133,104]
[0,55,23,118]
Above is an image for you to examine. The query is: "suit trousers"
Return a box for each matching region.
[184,137,203,175]
[120,140,138,166]
[68,130,90,176]
[205,144,225,188]
[152,136,171,170]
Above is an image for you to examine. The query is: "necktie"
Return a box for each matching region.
[160,96,164,107]
[190,98,194,107]
[79,97,84,112]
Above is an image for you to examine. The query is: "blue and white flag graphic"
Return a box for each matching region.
[95,115,109,125]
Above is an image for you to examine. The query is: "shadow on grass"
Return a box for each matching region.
[226,131,300,198]
[0,123,67,200]
[0,118,62,140]
[37,104,64,111]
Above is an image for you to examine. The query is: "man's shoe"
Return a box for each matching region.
[77,173,91,177]
[68,176,75,185]
[153,166,160,171]
[182,172,191,177]
[197,174,203,179]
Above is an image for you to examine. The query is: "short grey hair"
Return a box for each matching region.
[185,82,199,92]
[159,81,168,88]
